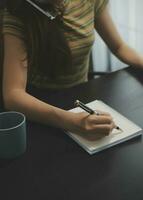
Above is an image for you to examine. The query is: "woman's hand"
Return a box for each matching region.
[64,111,116,140]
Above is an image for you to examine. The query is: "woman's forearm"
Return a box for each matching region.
[3,89,75,130]
[114,43,143,68]
[3,89,116,136]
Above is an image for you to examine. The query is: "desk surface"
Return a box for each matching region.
[0,67,143,200]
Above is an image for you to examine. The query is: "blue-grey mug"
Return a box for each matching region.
[0,111,26,159]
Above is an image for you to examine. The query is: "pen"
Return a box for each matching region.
[75,100,122,131]
[75,100,99,115]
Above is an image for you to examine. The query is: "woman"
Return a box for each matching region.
[1,0,143,137]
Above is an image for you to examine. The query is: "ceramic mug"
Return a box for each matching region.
[0,111,26,159]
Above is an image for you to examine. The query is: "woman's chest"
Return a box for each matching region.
[62,0,95,56]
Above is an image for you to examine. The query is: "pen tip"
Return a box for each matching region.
[116,126,122,131]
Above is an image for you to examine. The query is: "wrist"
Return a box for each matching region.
[49,107,76,130]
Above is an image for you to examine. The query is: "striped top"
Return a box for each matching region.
[2,0,108,89]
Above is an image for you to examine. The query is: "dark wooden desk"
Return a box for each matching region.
[0,67,143,200]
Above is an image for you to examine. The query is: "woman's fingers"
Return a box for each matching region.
[87,124,113,135]
[81,122,116,141]
[74,111,116,137]
[93,122,116,134]
[89,114,113,124]
[93,110,111,116]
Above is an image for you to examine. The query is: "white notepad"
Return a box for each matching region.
[66,100,142,155]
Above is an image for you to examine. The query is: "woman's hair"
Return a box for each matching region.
[4,0,72,78]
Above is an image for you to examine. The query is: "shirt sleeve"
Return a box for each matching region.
[2,9,25,41]
[94,0,109,18]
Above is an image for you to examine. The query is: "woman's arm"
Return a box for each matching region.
[95,6,143,68]
[2,34,115,136]
[3,35,68,128]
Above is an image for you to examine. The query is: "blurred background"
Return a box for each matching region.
[92,0,143,73]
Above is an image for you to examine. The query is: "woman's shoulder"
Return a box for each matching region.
[2,8,24,27]
[94,0,109,16]
[2,9,26,41]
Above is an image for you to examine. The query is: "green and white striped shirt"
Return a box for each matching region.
[2,0,108,89]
